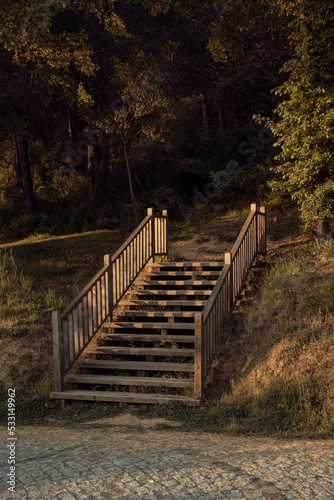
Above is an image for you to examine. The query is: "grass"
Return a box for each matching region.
[0,207,333,438]
[0,229,128,396]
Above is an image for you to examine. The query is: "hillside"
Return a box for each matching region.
[0,208,333,438]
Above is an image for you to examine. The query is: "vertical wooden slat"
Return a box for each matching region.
[82,296,87,346]
[104,255,112,317]
[260,206,266,254]
[78,301,84,352]
[194,313,204,399]
[225,252,233,311]
[162,209,168,257]
[75,304,80,353]
[68,311,75,366]
[52,311,64,392]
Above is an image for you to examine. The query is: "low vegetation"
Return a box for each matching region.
[0,209,333,439]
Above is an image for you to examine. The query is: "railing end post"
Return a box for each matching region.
[104,254,113,316]
[251,203,257,213]
[104,254,111,266]
[224,252,233,310]
[259,206,267,255]
[162,209,168,259]
[194,313,204,400]
[52,310,64,392]
[147,207,154,216]
[224,251,232,265]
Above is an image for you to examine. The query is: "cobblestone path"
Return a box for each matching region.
[1,423,333,499]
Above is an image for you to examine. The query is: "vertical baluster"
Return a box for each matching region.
[115,259,118,305]
[194,314,204,400]
[78,301,83,353]
[52,311,64,392]
[83,295,88,345]
[98,280,102,327]
[87,290,92,341]
[120,253,124,298]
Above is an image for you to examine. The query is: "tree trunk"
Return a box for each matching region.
[13,136,22,180]
[313,220,332,247]
[94,133,108,201]
[201,98,209,136]
[87,134,109,203]
[14,137,36,214]
[87,143,95,203]
[123,139,139,223]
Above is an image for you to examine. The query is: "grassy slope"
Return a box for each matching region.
[0,230,127,396]
[0,208,333,438]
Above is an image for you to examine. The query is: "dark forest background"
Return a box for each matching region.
[1,0,333,240]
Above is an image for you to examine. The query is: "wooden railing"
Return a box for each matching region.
[194,204,266,399]
[52,208,168,391]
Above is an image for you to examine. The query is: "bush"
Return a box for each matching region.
[9,214,37,239]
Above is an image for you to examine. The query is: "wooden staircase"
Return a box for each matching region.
[50,205,266,406]
[51,261,224,405]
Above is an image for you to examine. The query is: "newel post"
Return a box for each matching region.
[104,254,113,317]
[147,207,155,262]
[194,313,204,400]
[251,203,258,258]
[52,310,65,392]
[259,206,266,255]
[162,209,169,259]
[225,252,234,311]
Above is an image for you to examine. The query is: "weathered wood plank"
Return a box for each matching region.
[50,390,200,405]
[105,322,195,329]
[64,374,194,388]
[85,346,195,356]
[76,359,195,372]
[102,333,195,342]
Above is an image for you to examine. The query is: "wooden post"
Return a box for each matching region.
[52,310,64,392]
[162,209,168,259]
[194,313,203,400]
[260,206,266,255]
[104,255,113,317]
[225,252,233,311]
[147,207,155,263]
[251,203,258,261]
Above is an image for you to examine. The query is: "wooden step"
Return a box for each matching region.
[147,261,224,267]
[132,289,212,296]
[50,390,200,405]
[76,359,195,372]
[85,346,195,356]
[65,374,194,388]
[102,334,195,343]
[140,271,220,277]
[105,322,195,330]
[114,311,198,318]
[119,300,207,307]
[134,280,218,286]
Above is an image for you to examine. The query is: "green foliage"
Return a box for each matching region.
[256,1,334,232]
[210,159,271,206]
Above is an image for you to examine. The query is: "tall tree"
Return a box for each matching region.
[258,0,334,243]
[109,50,174,221]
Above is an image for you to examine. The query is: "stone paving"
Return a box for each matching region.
[0,422,333,499]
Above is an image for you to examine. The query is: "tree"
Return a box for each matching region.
[108,50,174,221]
[0,0,96,213]
[257,0,334,243]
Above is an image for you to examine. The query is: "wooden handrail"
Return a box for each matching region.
[61,264,109,319]
[52,208,168,392]
[195,204,266,400]
[230,210,256,259]
[111,214,151,262]
[202,263,230,322]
